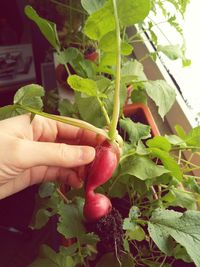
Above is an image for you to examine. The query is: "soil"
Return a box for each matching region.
[86,208,124,254]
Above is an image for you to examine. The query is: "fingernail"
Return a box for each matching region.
[78,147,95,163]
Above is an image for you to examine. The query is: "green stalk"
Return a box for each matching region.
[109,0,121,141]
[17,105,108,138]
[97,96,111,125]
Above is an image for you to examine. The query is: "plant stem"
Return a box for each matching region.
[171,146,200,151]
[17,105,108,138]
[159,255,167,267]
[56,188,68,203]
[139,53,150,62]
[109,0,121,141]
[64,63,71,76]
[97,97,111,125]
[148,17,172,45]
[151,186,159,200]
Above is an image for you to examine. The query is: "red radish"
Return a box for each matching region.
[84,141,119,222]
[84,51,98,61]
[85,141,119,191]
[84,191,112,222]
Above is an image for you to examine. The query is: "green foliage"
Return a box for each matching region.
[25,6,60,51]
[58,99,78,117]
[84,1,115,41]
[185,126,200,146]
[118,0,151,26]
[3,1,197,266]
[145,80,176,119]
[0,105,26,120]
[158,45,183,60]
[68,75,107,98]
[147,136,172,152]
[148,209,200,267]
[120,117,151,145]
[121,60,146,84]
[162,186,197,210]
[120,154,169,180]
[14,84,44,109]
[39,182,56,198]
[96,252,135,267]
[56,48,81,65]
[148,147,182,181]
[57,198,86,239]
[81,0,107,15]
[99,31,133,55]
[123,206,145,241]
[0,84,44,120]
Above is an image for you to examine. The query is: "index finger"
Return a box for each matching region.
[56,120,106,147]
[32,115,106,146]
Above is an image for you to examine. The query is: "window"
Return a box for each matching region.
[144,1,200,127]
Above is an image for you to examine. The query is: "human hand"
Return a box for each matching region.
[0,114,104,199]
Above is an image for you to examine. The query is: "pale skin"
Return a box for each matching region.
[0,114,105,200]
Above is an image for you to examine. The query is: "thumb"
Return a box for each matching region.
[17,140,95,169]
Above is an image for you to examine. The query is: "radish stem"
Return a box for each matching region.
[17,105,108,138]
[109,0,121,141]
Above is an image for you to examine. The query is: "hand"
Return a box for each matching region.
[0,114,104,199]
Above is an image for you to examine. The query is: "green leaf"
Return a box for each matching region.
[81,0,107,14]
[120,117,151,145]
[99,31,133,55]
[79,233,99,245]
[33,209,52,229]
[59,243,78,257]
[38,182,56,198]
[175,124,187,139]
[162,187,197,210]
[185,126,200,146]
[68,75,106,98]
[14,84,45,110]
[75,94,107,128]
[56,47,81,65]
[165,134,186,146]
[147,136,171,152]
[148,209,200,267]
[126,225,145,241]
[96,252,135,267]
[58,99,77,117]
[29,245,59,267]
[118,0,151,26]
[149,148,182,181]
[100,52,116,67]
[121,60,146,84]
[120,155,169,180]
[173,244,192,263]
[158,45,183,60]
[145,80,176,119]
[0,105,26,120]
[57,198,86,239]
[131,89,147,104]
[84,1,115,41]
[96,76,111,91]
[25,6,60,51]
[184,176,200,194]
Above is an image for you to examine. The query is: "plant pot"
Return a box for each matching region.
[123,103,160,137]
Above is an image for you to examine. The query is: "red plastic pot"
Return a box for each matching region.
[123,103,160,137]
